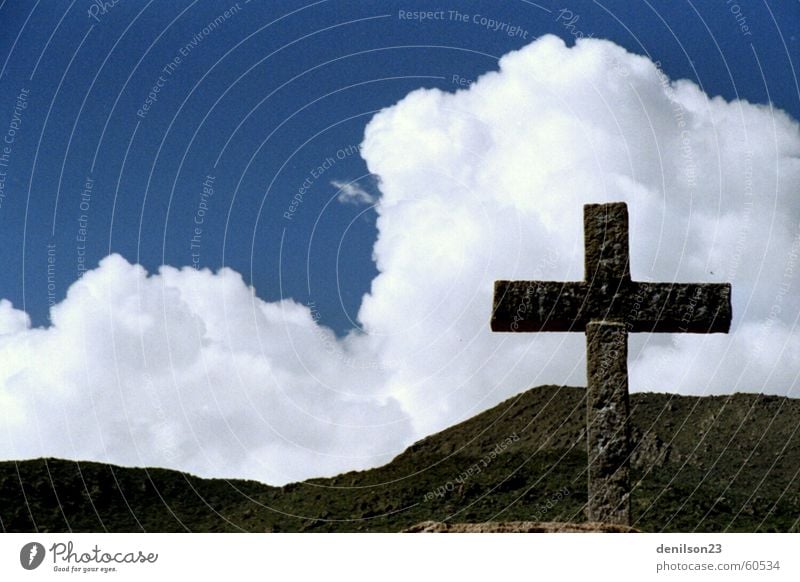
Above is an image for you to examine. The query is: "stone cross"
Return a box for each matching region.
[491,202,731,525]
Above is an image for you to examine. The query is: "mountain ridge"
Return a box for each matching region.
[1,385,798,532]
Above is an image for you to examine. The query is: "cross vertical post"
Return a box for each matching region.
[586,320,630,523]
[583,203,632,523]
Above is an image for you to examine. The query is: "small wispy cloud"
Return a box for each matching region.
[331,180,376,205]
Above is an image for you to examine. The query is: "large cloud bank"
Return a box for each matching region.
[2,36,799,483]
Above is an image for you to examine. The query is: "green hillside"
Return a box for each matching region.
[1,386,798,532]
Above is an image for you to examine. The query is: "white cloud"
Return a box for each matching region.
[331,179,376,205]
[0,299,30,335]
[0,256,410,484]
[356,34,800,433]
[1,35,799,483]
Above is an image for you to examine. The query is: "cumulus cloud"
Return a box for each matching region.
[0,256,410,484]
[1,35,799,482]
[357,35,800,436]
[331,179,376,205]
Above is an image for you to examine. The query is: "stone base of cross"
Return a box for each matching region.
[491,202,731,525]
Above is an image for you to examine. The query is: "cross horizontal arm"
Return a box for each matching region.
[491,280,588,332]
[491,280,732,333]
[625,282,732,333]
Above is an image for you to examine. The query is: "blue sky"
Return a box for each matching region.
[1,1,799,483]
[1,0,797,334]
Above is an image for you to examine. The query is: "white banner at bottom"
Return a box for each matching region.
[1,533,797,581]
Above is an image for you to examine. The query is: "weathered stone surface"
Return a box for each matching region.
[586,321,630,524]
[490,201,733,527]
[492,280,731,333]
[584,202,631,282]
[491,280,586,332]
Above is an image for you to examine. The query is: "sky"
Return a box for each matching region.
[0,0,798,485]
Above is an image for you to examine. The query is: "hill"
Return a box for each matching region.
[1,386,798,532]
